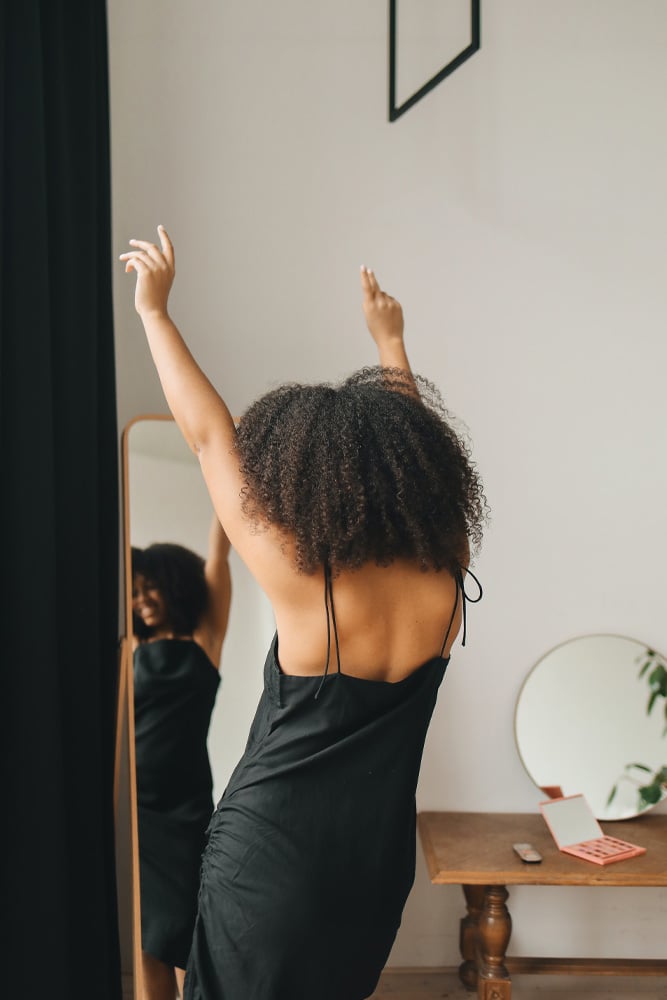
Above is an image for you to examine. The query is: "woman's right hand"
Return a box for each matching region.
[119,225,175,319]
[360,266,405,349]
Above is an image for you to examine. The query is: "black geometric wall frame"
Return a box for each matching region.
[389,0,481,122]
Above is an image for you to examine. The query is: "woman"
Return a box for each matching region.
[121,227,486,1000]
[132,515,231,1000]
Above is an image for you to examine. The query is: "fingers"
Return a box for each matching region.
[124,257,148,274]
[119,227,174,269]
[126,238,163,264]
[360,265,381,299]
[119,227,174,316]
[119,249,154,269]
[360,266,399,314]
[157,225,175,267]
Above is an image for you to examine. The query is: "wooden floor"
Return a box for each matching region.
[371,969,667,999]
[122,968,667,999]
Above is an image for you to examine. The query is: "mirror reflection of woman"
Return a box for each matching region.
[121,228,486,1000]
[132,515,231,1000]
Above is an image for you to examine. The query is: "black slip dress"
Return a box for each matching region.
[185,567,479,1000]
[134,638,220,969]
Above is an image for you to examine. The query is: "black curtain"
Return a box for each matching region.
[1,2,121,998]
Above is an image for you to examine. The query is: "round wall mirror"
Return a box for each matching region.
[515,634,667,820]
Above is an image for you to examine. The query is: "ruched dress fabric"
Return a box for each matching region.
[134,639,220,969]
[184,634,449,1000]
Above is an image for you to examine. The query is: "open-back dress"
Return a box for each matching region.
[184,568,476,1000]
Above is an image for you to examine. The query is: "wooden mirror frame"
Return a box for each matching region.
[119,413,176,1000]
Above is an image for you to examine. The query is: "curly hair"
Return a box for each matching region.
[235,366,487,575]
[131,543,208,640]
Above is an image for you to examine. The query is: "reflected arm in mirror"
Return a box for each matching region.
[195,514,232,668]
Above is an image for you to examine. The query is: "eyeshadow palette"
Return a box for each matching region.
[539,794,646,866]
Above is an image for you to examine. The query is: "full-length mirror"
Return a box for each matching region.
[122,416,274,999]
[515,634,667,821]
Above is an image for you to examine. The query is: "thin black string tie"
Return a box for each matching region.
[314,562,337,699]
[459,565,483,647]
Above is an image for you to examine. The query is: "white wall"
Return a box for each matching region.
[109,0,667,968]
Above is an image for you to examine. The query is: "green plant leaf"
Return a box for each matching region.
[639,783,663,805]
[648,665,664,687]
[626,762,652,773]
[607,785,617,806]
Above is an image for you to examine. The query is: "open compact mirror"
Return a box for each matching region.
[515,634,667,820]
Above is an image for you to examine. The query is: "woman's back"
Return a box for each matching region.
[269,558,463,682]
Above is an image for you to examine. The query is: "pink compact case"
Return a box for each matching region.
[539,794,646,865]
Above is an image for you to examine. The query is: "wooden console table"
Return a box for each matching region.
[418,811,667,1000]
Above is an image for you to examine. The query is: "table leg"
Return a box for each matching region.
[459,885,486,991]
[477,885,512,1000]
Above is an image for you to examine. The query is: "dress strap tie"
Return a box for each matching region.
[315,562,341,699]
[439,565,483,657]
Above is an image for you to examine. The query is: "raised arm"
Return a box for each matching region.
[360,266,418,397]
[120,227,245,534]
[196,514,232,668]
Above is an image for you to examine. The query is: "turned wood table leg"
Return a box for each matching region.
[459,884,486,991]
[477,885,512,1000]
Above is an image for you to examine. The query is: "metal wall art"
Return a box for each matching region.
[389,0,481,121]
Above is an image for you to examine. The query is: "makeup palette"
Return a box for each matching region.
[539,794,646,865]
